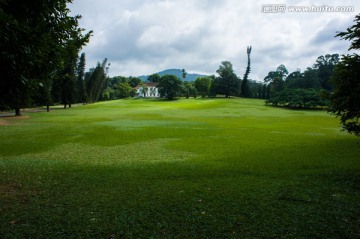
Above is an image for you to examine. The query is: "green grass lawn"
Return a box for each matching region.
[1,98,359,238]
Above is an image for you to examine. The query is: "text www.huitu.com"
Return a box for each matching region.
[261,4,355,13]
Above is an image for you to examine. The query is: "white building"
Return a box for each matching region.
[135,82,160,98]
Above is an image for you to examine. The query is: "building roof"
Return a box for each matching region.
[144,82,158,87]
[135,82,159,89]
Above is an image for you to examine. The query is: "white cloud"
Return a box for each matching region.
[70,0,359,81]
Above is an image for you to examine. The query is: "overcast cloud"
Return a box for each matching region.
[69,0,359,81]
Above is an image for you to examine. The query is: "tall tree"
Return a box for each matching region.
[147,74,161,83]
[216,61,239,97]
[208,75,217,98]
[77,53,88,104]
[329,14,360,136]
[59,41,79,108]
[285,70,303,89]
[158,75,183,100]
[264,64,288,96]
[0,0,92,116]
[86,59,110,103]
[194,77,212,98]
[182,69,187,81]
[128,77,142,88]
[313,54,340,91]
[115,82,133,99]
[302,67,321,89]
[183,82,191,99]
[241,46,252,97]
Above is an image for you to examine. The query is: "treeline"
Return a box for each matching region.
[100,51,339,106]
[102,64,263,101]
[265,54,339,109]
[99,46,272,100]
[101,46,267,100]
[101,76,142,100]
[0,0,98,116]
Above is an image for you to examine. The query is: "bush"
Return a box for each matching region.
[266,89,329,109]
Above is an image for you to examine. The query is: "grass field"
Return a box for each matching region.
[1,98,359,238]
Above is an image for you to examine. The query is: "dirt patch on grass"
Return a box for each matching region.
[0,120,10,126]
[0,116,30,126]
[12,116,30,120]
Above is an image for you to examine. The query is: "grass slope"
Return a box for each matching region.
[0,98,359,238]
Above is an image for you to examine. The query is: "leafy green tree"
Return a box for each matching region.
[86,59,110,103]
[285,70,302,89]
[261,84,268,99]
[115,82,133,98]
[182,82,197,99]
[191,86,198,99]
[101,87,116,100]
[216,61,239,97]
[183,82,191,99]
[147,74,161,83]
[241,46,252,97]
[195,77,211,98]
[109,76,128,87]
[266,89,328,109]
[313,54,340,91]
[302,68,321,89]
[0,0,91,116]
[39,80,53,112]
[247,80,263,99]
[276,64,289,79]
[59,42,79,108]
[264,64,288,96]
[329,14,360,136]
[286,68,321,89]
[208,75,217,98]
[182,69,187,81]
[128,77,142,88]
[158,75,183,100]
[77,53,88,105]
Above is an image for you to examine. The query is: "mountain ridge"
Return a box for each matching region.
[138,69,208,82]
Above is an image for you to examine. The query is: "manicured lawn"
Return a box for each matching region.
[1,98,359,238]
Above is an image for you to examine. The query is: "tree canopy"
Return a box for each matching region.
[0,0,92,115]
[215,61,239,97]
[241,46,252,98]
[194,77,212,98]
[158,74,183,100]
[266,89,328,109]
[329,14,360,136]
[147,73,161,83]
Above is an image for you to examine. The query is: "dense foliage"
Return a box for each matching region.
[264,54,339,109]
[158,74,183,100]
[328,14,360,136]
[194,77,212,98]
[241,46,252,98]
[214,61,239,97]
[85,58,110,103]
[266,89,328,109]
[0,0,92,115]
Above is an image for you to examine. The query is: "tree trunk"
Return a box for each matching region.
[64,104,67,109]
[68,103,71,108]
[46,105,50,112]
[15,108,21,116]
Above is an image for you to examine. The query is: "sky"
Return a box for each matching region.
[69,0,359,81]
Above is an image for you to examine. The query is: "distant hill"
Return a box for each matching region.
[138,69,207,82]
